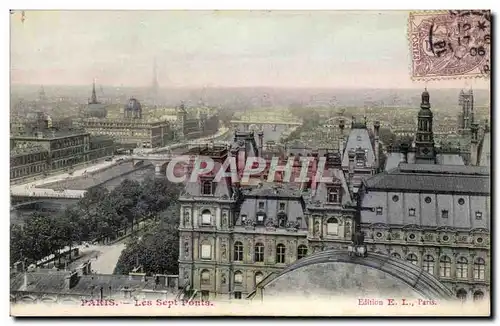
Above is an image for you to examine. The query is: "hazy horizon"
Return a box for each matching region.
[11,10,490,89]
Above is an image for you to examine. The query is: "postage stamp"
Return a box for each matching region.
[409,10,491,80]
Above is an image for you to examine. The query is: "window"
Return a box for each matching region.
[473,291,484,302]
[327,187,340,203]
[276,244,286,264]
[441,210,449,219]
[376,207,383,215]
[200,269,210,285]
[392,195,399,202]
[254,243,264,262]
[234,271,243,284]
[423,255,435,275]
[458,198,465,205]
[201,210,212,225]
[234,291,242,300]
[474,258,485,281]
[326,218,339,235]
[407,253,418,266]
[201,244,211,259]
[392,253,401,259]
[476,211,483,220]
[456,289,467,302]
[234,241,244,261]
[477,237,483,244]
[241,214,247,223]
[425,196,432,203]
[255,272,264,285]
[202,180,214,195]
[279,203,286,211]
[256,213,266,224]
[440,255,451,278]
[409,208,416,216]
[258,202,265,210]
[456,257,468,279]
[409,233,416,240]
[297,245,308,260]
[356,158,365,167]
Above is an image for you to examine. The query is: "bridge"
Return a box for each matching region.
[230,120,302,132]
[130,140,232,175]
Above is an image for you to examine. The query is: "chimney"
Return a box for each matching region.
[22,272,29,291]
[258,131,264,157]
[470,123,479,166]
[373,121,380,170]
[14,261,25,273]
[400,143,410,163]
[64,271,79,290]
[338,119,345,155]
[348,150,356,175]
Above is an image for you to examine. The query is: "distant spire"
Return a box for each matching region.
[89,79,99,104]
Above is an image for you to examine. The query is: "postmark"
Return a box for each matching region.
[409,10,491,80]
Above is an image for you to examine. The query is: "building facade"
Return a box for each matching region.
[359,164,490,301]
[82,98,173,149]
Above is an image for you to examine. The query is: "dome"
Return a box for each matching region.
[125,98,142,111]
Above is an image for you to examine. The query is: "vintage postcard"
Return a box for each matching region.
[9,10,491,317]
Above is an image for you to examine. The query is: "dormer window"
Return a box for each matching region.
[409,208,416,217]
[476,211,483,220]
[201,179,214,195]
[279,202,286,211]
[277,212,287,228]
[258,202,265,210]
[356,157,365,167]
[241,214,247,224]
[256,212,266,225]
[327,187,340,204]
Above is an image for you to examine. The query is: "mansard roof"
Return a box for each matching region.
[365,163,490,194]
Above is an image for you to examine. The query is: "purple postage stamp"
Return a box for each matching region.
[409,10,491,80]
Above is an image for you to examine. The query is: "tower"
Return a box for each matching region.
[38,85,47,102]
[89,79,100,105]
[458,89,474,132]
[414,89,436,164]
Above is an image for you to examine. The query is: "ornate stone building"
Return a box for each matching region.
[82,98,173,149]
[178,131,362,301]
[359,163,490,302]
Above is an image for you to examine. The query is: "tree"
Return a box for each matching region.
[113,222,179,276]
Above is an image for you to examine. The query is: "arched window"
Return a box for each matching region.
[326,218,339,235]
[474,258,485,281]
[473,291,484,302]
[456,257,468,279]
[200,269,210,285]
[391,252,401,259]
[423,255,434,275]
[234,271,243,284]
[406,253,418,265]
[456,289,468,302]
[297,245,308,260]
[201,209,212,225]
[234,241,243,261]
[276,244,286,264]
[254,243,264,262]
[440,256,452,278]
[255,272,264,286]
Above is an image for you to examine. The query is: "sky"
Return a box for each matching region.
[10,10,490,89]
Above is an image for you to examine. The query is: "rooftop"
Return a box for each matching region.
[11,129,89,140]
[243,182,305,198]
[10,145,48,157]
[365,163,490,194]
[11,270,172,297]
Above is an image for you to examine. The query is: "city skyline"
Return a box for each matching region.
[11,10,489,89]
